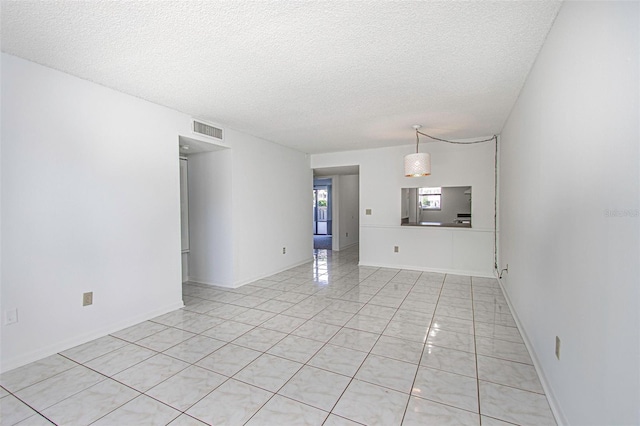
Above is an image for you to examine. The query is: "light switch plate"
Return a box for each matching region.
[83,292,93,306]
[4,309,18,325]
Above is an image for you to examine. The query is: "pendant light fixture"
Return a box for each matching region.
[404,125,431,177]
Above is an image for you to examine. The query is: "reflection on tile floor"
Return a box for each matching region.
[0,246,557,425]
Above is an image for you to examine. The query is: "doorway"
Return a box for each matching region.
[313,186,330,235]
[312,166,360,253]
[178,135,229,284]
[313,179,332,250]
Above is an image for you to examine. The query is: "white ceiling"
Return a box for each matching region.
[1,1,561,154]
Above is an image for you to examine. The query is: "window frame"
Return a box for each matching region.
[418,187,442,211]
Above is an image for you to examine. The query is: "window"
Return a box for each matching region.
[418,187,441,210]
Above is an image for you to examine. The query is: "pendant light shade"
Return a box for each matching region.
[404,152,431,177]
[404,124,431,177]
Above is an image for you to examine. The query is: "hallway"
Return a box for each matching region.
[313,235,332,251]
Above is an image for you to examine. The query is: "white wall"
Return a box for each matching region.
[187,149,234,286]
[181,253,189,283]
[1,54,186,371]
[311,140,496,276]
[334,174,359,250]
[229,128,313,286]
[498,2,639,425]
[187,129,312,289]
[0,54,314,371]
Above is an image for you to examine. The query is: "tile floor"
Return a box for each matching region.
[0,246,557,425]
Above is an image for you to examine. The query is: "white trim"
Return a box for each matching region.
[187,277,233,288]
[358,261,494,278]
[334,241,359,252]
[496,273,567,426]
[231,257,315,288]
[189,257,315,289]
[0,300,184,373]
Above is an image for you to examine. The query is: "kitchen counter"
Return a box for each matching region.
[401,221,471,228]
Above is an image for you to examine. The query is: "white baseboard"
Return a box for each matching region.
[0,300,184,373]
[495,273,567,426]
[188,257,315,289]
[187,277,232,288]
[358,261,495,278]
[232,257,315,288]
[335,241,358,251]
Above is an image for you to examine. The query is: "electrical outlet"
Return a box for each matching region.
[555,336,561,360]
[394,246,399,253]
[282,247,286,255]
[83,292,93,306]
[4,309,18,325]
[365,209,372,215]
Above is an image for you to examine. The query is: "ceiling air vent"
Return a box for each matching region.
[192,120,223,141]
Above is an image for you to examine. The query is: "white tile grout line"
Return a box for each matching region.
[183,272,544,425]
[171,278,479,423]
[400,273,445,425]
[242,266,404,425]
[5,250,549,426]
[471,275,483,424]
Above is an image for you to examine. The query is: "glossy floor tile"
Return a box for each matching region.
[0,245,556,425]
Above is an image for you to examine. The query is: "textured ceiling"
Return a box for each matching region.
[1,1,561,154]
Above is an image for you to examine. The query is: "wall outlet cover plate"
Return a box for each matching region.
[83,292,93,306]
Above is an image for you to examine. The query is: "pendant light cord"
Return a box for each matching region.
[493,135,498,272]
[414,129,500,273]
[416,130,496,144]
